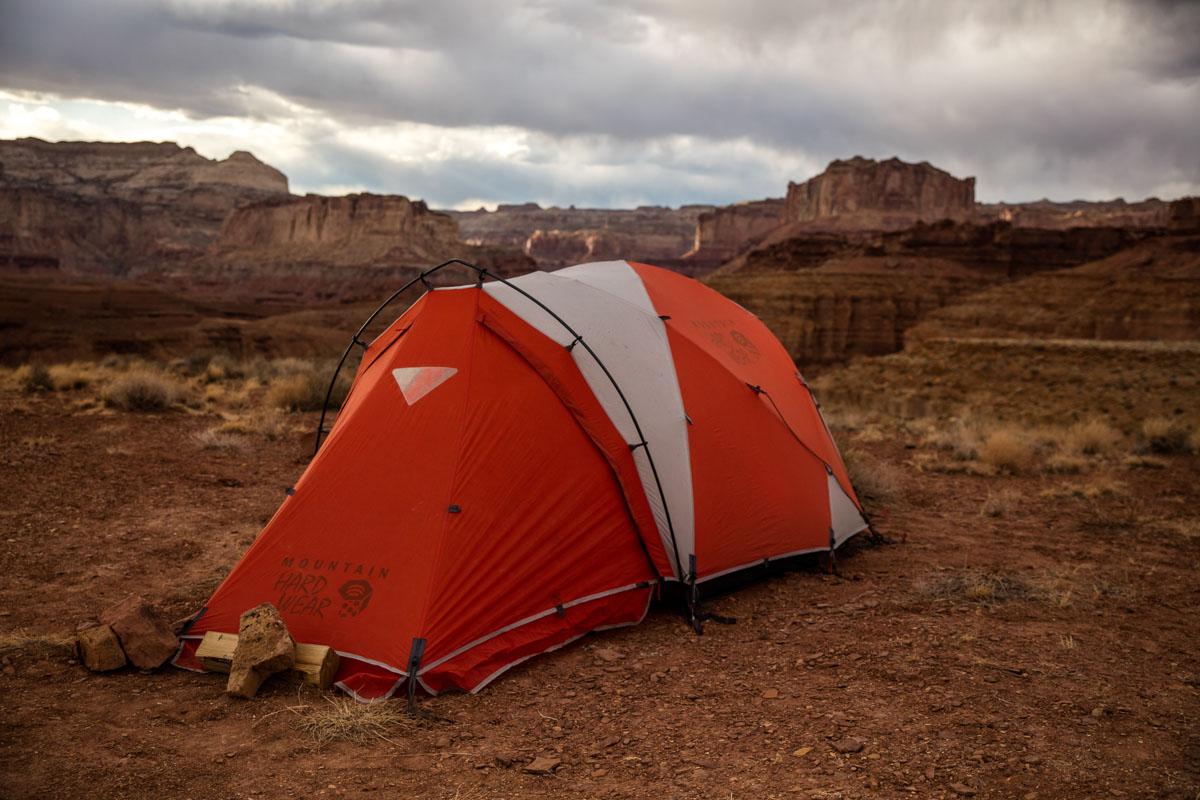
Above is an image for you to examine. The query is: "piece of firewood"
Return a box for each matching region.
[195,631,340,690]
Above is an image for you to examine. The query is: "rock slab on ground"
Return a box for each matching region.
[522,756,561,775]
[77,623,126,671]
[226,603,295,698]
[99,595,178,670]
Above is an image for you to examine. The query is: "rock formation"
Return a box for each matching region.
[978,197,1171,229]
[0,138,289,272]
[784,156,975,227]
[682,199,784,268]
[450,203,712,268]
[215,193,461,267]
[0,138,288,207]
[525,228,624,266]
[1168,196,1200,233]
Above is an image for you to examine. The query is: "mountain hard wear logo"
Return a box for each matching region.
[338,579,374,618]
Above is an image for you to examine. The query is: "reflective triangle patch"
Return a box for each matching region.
[392,367,457,405]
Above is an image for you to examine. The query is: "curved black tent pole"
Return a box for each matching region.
[312,259,479,457]
[311,259,686,584]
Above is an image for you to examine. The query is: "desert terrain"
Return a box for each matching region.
[1,141,1198,799]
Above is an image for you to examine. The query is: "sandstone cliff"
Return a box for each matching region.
[449,203,712,268]
[977,197,1170,229]
[784,156,975,227]
[0,138,287,213]
[682,199,784,268]
[0,138,290,272]
[908,233,1200,343]
[215,193,461,267]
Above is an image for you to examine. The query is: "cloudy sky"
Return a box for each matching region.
[1,0,1197,209]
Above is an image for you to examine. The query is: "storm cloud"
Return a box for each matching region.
[1,0,1197,206]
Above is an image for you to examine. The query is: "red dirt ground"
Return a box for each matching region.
[1,391,1197,799]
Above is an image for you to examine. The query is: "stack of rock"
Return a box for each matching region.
[76,595,179,671]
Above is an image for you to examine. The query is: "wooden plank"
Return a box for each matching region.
[195,631,340,690]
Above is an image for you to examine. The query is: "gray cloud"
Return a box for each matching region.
[0,0,1197,205]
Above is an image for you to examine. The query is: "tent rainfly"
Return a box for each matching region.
[175,260,868,701]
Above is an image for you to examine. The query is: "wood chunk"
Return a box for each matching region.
[195,631,340,690]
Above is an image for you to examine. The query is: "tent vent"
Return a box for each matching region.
[448,504,461,514]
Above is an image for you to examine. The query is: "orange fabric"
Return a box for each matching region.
[189,288,655,696]
[185,262,861,697]
[628,262,862,578]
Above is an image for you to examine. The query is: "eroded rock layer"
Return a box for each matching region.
[784,156,976,227]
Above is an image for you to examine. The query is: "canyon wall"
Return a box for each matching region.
[215,194,462,266]
[784,156,976,227]
[0,138,290,272]
[682,199,784,267]
[450,203,712,268]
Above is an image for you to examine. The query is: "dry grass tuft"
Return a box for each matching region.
[266,371,329,412]
[921,568,1129,609]
[977,428,1034,474]
[1140,416,1194,454]
[292,696,409,745]
[842,447,904,508]
[1044,453,1086,474]
[0,630,76,658]
[922,570,1033,605]
[216,410,293,440]
[47,363,93,391]
[1123,454,1169,470]
[980,488,1020,518]
[15,364,53,393]
[920,420,980,461]
[1040,475,1127,500]
[102,369,192,412]
[1062,418,1122,455]
[194,427,247,451]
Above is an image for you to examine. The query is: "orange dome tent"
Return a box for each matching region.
[175,260,868,700]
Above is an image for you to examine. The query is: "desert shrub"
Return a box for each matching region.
[266,371,328,412]
[15,364,53,393]
[47,363,92,391]
[980,488,1019,518]
[1140,417,1193,455]
[978,428,1034,473]
[266,365,349,413]
[843,447,903,507]
[102,369,191,411]
[203,353,245,383]
[1063,418,1122,455]
[921,419,980,461]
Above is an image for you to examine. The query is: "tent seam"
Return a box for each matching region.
[411,287,485,652]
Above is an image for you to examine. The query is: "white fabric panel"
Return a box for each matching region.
[828,472,868,546]
[484,262,693,578]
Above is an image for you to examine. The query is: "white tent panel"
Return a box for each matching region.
[484,262,694,578]
[827,471,869,546]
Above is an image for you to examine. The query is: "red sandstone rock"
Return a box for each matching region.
[77,623,126,672]
[784,156,975,227]
[226,603,295,698]
[684,199,784,265]
[99,595,178,670]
